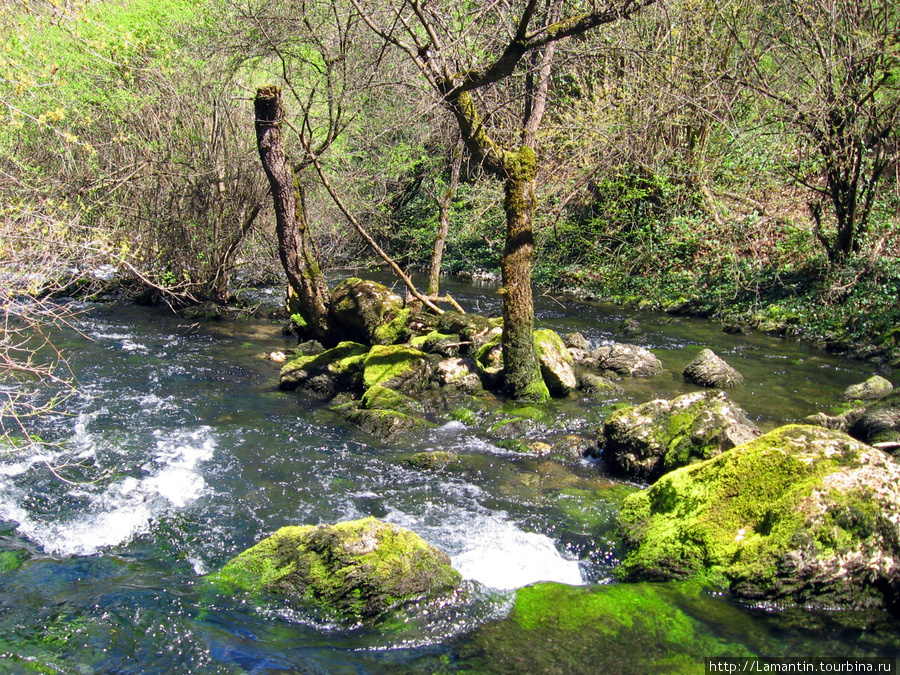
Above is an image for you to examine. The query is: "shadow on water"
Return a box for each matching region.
[0,279,897,672]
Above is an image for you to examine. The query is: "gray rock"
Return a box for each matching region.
[563,332,590,351]
[848,390,900,447]
[843,375,893,402]
[436,357,483,393]
[586,343,664,377]
[683,349,744,388]
[534,329,577,396]
[603,390,760,481]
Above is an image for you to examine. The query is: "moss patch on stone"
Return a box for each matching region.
[210,517,461,622]
[346,407,434,441]
[604,390,759,481]
[372,307,411,346]
[457,581,759,673]
[405,451,458,471]
[279,341,368,390]
[616,424,900,610]
[363,345,430,392]
[361,385,424,416]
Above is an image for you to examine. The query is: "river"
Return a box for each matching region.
[1,277,897,673]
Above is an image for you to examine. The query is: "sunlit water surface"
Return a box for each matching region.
[1,278,898,673]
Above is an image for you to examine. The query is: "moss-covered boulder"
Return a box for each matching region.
[437,312,500,350]
[617,425,900,611]
[279,341,368,397]
[362,344,432,395]
[329,278,405,345]
[534,329,577,396]
[361,384,424,416]
[473,332,504,386]
[211,517,460,622]
[844,375,893,402]
[345,406,433,441]
[577,371,623,397]
[848,390,900,447]
[603,390,760,481]
[682,349,744,388]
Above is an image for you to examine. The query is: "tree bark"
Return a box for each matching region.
[427,138,463,296]
[500,148,548,401]
[254,85,331,341]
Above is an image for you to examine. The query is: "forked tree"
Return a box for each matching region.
[349,0,655,400]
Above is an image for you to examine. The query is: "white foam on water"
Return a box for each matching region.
[449,517,583,589]
[386,506,583,590]
[0,427,216,557]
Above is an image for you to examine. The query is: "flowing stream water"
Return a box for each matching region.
[1,277,898,673]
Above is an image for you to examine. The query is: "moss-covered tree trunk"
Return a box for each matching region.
[254,85,331,341]
[499,148,548,401]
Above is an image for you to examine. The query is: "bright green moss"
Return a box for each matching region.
[209,518,460,622]
[361,385,423,415]
[616,425,899,608]
[459,580,759,672]
[372,308,411,345]
[362,344,428,390]
[280,341,367,379]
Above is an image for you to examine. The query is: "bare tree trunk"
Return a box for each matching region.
[427,138,463,296]
[254,85,331,341]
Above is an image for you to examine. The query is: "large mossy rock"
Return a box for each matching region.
[534,329,577,396]
[616,425,900,611]
[279,341,369,396]
[682,349,744,388]
[603,390,760,481]
[329,278,405,345]
[211,517,461,622]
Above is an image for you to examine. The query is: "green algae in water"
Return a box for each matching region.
[455,581,766,674]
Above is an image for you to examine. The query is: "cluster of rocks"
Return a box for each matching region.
[232,278,900,621]
[608,370,900,613]
[277,277,674,445]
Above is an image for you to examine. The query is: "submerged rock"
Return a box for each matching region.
[211,517,460,622]
[345,406,433,441]
[405,451,458,471]
[577,371,623,397]
[617,425,900,611]
[457,581,763,673]
[603,390,760,481]
[682,349,744,388]
[844,375,893,402]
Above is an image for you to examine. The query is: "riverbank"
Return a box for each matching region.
[537,256,900,367]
